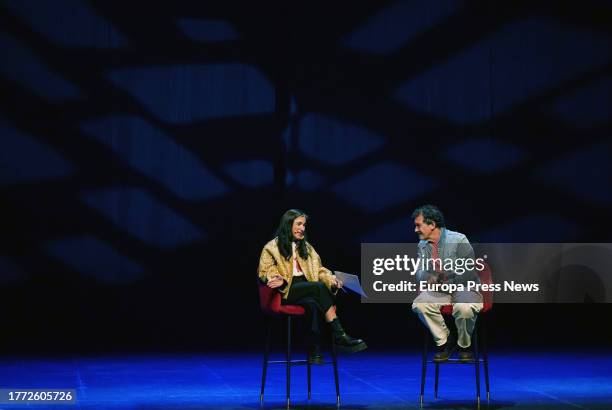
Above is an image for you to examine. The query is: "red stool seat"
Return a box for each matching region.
[258,281,305,315]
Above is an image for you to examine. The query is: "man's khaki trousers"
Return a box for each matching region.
[412,291,483,348]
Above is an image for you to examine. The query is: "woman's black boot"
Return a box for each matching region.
[330,318,367,353]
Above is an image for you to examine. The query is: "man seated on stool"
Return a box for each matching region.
[259,209,367,364]
[411,205,483,362]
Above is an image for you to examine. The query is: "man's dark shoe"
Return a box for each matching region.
[330,319,367,353]
[457,346,474,362]
[433,339,456,362]
[308,345,324,365]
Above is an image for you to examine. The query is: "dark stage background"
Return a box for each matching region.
[1,0,611,353]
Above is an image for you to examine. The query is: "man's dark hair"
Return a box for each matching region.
[412,204,445,229]
[276,209,309,261]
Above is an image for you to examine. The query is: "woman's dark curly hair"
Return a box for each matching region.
[276,209,310,261]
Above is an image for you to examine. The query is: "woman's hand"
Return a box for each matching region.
[267,274,285,289]
[333,277,343,289]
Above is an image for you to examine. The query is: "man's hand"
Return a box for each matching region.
[267,274,285,289]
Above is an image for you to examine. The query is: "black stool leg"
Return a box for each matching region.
[482,317,490,402]
[434,362,439,399]
[307,349,312,400]
[260,318,271,406]
[331,333,340,407]
[420,330,427,406]
[286,316,291,408]
[473,326,481,408]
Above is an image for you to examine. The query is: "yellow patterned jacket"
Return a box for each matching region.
[258,238,337,299]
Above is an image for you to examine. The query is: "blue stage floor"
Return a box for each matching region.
[1,350,611,409]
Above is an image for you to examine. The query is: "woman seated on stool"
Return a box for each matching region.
[258,209,367,363]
